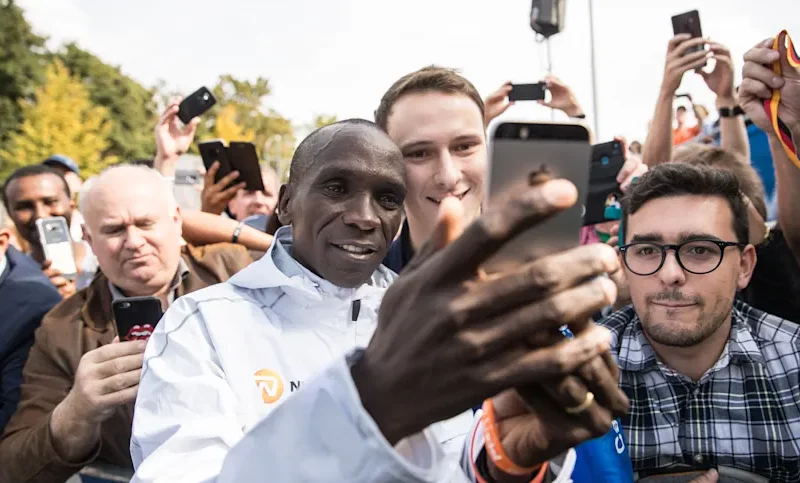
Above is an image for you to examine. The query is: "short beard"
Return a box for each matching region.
[641,291,731,348]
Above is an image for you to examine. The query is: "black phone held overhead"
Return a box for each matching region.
[671,10,704,54]
[178,86,217,124]
[509,83,547,102]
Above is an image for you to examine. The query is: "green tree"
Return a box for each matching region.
[197,74,295,155]
[0,0,47,152]
[0,60,116,179]
[56,43,157,162]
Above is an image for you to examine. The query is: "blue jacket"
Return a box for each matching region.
[0,246,61,433]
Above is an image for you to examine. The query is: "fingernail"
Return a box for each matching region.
[540,179,577,205]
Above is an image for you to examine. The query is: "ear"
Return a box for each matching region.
[736,244,758,290]
[82,224,92,246]
[277,184,292,226]
[0,228,10,258]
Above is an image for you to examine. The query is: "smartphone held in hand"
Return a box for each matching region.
[484,121,591,272]
[199,139,234,185]
[36,216,77,280]
[113,296,164,342]
[584,141,626,226]
[671,10,704,54]
[228,142,265,193]
[509,83,548,102]
[178,86,217,124]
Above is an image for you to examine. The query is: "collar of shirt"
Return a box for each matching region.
[614,302,765,378]
[0,253,7,279]
[108,258,190,305]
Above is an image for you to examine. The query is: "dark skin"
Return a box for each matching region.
[352,178,629,481]
[277,124,407,288]
[4,173,84,296]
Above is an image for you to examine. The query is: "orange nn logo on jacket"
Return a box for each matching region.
[254,369,284,404]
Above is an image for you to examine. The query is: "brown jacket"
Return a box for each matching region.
[0,243,253,483]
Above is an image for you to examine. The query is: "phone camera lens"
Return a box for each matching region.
[519,127,529,140]
[601,156,610,166]
[202,93,209,101]
[120,302,131,309]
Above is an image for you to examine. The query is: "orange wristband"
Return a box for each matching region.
[481,399,548,480]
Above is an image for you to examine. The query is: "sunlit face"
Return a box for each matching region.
[385,91,486,249]
[278,125,406,288]
[5,173,73,248]
[624,195,756,348]
[676,108,688,125]
[84,180,183,297]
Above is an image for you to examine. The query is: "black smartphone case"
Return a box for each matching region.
[178,87,217,124]
[584,142,625,226]
[198,140,234,185]
[113,296,163,341]
[228,142,265,192]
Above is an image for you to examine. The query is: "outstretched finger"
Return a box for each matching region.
[204,162,220,187]
[404,196,465,273]
[427,178,577,281]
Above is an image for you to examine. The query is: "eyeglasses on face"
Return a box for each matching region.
[619,239,745,276]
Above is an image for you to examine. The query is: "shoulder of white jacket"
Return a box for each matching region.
[373,264,399,287]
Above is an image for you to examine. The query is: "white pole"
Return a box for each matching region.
[587,0,601,138]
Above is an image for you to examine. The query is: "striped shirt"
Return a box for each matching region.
[600,300,800,482]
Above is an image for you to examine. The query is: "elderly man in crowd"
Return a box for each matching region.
[0,165,254,483]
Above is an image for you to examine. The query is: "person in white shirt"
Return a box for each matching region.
[131,119,628,482]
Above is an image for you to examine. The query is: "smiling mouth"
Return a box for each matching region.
[426,189,470,205]
[331,243,377,260]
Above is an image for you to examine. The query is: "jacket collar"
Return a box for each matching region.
[228,226,396,303]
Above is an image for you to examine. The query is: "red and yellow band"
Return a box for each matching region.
[764,30,800,168]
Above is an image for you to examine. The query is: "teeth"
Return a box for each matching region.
[339,244,371,254]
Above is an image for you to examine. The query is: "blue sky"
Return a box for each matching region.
[18,0,800,142]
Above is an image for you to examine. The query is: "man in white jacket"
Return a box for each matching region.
[131,119,628,482]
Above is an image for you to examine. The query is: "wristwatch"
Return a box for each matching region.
[718,105,744,118]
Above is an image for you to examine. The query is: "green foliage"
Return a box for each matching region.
[56,43,158,162]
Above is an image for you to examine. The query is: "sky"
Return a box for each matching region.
[16,0,800,143]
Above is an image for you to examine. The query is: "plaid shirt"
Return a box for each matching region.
[600,300,800,482]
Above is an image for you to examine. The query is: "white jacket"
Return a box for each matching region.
[130,227,479,482]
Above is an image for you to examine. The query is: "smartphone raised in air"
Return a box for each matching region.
[484,121,591,272]
[35,217,77,280]
[113,296,163,342]
[199,139,234,185]
[228,141,265,193]
[178,86,217,124]
[671,10,704,54]
[509,83,547,102]
[584,140,626,226]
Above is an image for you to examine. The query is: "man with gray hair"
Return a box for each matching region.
[0,165,255,483]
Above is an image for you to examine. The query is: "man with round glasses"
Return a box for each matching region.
[601,163,800,482]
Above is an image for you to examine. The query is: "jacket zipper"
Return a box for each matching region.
[351,299,361,345]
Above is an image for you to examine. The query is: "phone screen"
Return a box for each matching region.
[585,141,625,226]
[484,122,590,272]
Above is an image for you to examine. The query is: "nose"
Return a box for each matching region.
[433,150,461,191]
[123,226,147,251]
[341,193,380,232]
[251,191,269,208]
[657,250,687,286]
[33,201,50,221]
